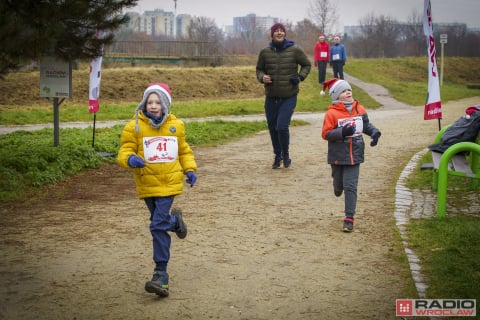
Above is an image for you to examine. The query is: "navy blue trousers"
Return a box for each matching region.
[144,196,176,272]
[317,60,328,85]
[264,95,297,158]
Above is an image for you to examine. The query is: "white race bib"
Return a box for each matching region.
[332,53,340,61]
[320,52,327,58]
[143,136,178,163]
[338,116,363,137]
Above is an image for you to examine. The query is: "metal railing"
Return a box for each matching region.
[104,40,218,58]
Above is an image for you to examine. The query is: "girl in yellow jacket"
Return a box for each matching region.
[117,82,197,297]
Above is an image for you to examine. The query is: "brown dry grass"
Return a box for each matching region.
[0,65,264,107]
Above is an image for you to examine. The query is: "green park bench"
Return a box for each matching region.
[423,125,480,218]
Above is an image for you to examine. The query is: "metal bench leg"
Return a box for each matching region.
[436,167,448,218]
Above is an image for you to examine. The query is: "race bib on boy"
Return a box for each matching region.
[338,116,363,137]
[143,136,178,163]
[332,53,340,61]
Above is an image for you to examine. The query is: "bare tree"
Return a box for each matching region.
[374,15,400,57]
[350,12,378,57]
[348,13,400,58]
[403,9,424,56]
[308,0,339,34]
[293,19,321,55]
[187,16,223,56]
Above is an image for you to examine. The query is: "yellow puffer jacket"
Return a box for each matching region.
[117,112,197,199]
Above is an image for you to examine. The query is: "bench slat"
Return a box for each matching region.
[451,154,473,174]
[431,151,454,170]
[431,151,473,174]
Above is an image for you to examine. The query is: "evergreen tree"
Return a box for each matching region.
[0,0,137,76]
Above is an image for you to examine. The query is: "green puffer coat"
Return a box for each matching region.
[256,39,311,98]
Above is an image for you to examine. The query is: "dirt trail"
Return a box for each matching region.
[1,79,478,319]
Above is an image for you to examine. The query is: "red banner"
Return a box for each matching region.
[423,0,442,120]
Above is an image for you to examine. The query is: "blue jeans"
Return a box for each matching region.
[331,164,360,217]
[144,196,176,271]
[264,95,297,158]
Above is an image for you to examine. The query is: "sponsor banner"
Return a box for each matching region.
[423,0,442,120]
[88,30,105,113]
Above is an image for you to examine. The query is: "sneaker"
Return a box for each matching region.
[283,157,292,168]
[272,156,282,169]
[343,217,354,233]
[145,271,169,297]
[320,90,325,96]
[171,208,187,239]
[334,188,343,197]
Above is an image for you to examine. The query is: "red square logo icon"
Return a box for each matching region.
[396,299,413,316]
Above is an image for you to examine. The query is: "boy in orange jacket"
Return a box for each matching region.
[321,78,381,232]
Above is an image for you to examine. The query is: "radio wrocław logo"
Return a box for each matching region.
[396,299,476,317]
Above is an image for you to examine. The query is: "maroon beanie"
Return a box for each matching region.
[270,23,286,37]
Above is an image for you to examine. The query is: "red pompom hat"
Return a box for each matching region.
[322,78,352,101]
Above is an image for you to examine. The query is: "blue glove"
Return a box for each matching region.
[289,75,304,85]
[186,171,197,187]
[127,155,146,168]
[342,125,356,137]
[370,131,381,147]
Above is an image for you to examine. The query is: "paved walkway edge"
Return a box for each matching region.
[395,147,430,298]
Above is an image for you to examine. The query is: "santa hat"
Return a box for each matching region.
[322,78,352,101]
[270,22,286,37]
[135,82,172,132]
[465,104,480,115]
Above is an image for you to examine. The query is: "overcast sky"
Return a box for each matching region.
[131,0,480,31]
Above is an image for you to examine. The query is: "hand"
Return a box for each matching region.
[370,131,381,147]
[342,125,355,137]
[127,155,146,168]
[289,75,303,85]
[186,171,197,187]
[262,75,272,84]
[342,61,346,66]
[314,61,318,67]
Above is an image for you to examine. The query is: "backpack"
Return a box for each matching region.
[428,106,480,153]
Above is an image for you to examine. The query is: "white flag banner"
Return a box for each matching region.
[88,30,104,114]
[423,0,442,120]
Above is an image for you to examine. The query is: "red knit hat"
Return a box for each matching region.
[270,22,286,37]
[322,78,352,101]
[146,82,172,101]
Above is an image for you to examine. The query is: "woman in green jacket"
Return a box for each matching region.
[256,22,311,169]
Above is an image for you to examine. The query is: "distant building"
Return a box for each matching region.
[141,9,174,37]
[176,14,192,37]
[125,9,192,38]
[232,14,278,37]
